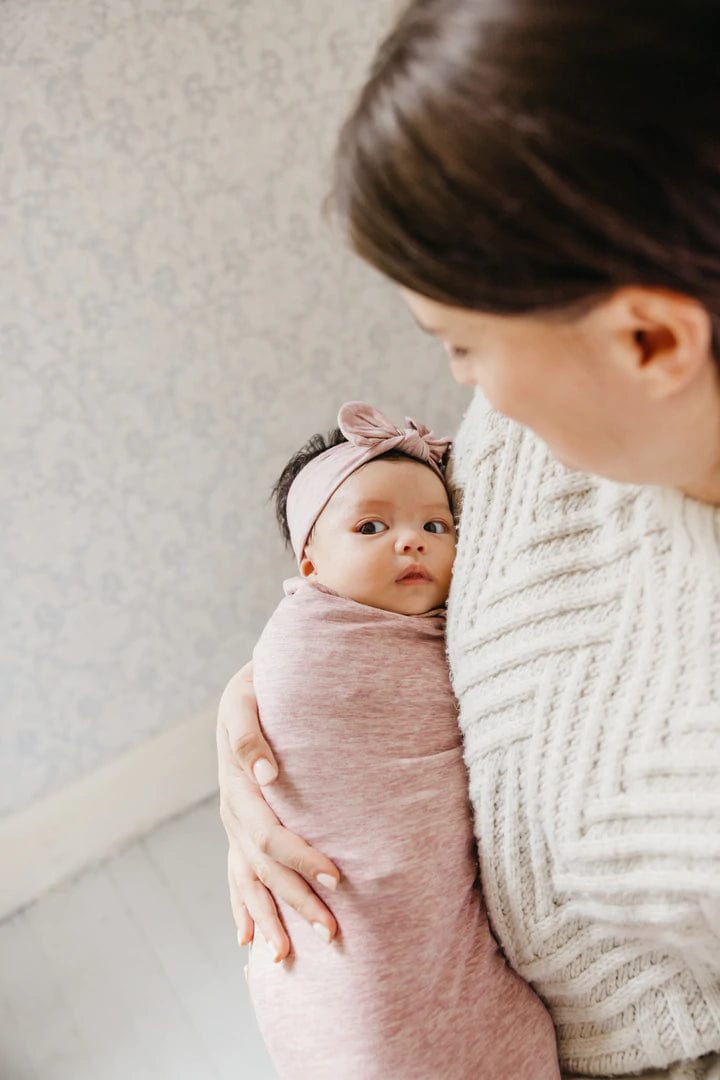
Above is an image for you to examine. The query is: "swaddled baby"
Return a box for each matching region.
[248,402,559,1079]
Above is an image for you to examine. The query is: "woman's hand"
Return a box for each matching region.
[217,661,341,961]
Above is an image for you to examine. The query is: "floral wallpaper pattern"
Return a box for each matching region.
[1,0,467,815]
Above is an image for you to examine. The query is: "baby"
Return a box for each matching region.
[247,401,559,1080]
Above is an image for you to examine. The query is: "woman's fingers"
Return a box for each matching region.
[218,664,341,955]
[222,778,341,895]
[240,874,291,962]
[252,859,339,946]
[217,662,278,785]
[220,784,340,949]
[229,846,289,962]
[227,853,254,946]
[264,824,341,901]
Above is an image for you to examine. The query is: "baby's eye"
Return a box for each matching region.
[424,520,450,534]
[358,520,387,535]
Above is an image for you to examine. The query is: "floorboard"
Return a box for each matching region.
[0,800,277,1079]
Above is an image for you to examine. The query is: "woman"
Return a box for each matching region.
[218,1,720,1076]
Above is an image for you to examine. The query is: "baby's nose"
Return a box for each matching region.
[395,530,426,553]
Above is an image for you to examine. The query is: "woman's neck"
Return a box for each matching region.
[680,470,720,506]
[675,372,720,506]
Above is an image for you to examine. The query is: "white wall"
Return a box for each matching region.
[1,0,467,818]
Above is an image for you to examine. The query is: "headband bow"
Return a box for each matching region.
[286,401,452,564]
[337,401,451,467]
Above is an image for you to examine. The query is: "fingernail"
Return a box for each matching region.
[312,922,332,943]
[253,758,276,786]
[316,873,338,891]
[265,936,283,963]
[237,928,251,948]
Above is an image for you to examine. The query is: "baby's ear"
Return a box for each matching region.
[299,553,316,578]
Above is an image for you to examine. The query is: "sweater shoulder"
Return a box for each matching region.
[446,400,720,1072]
[446,390,517,496]
[446,390,596,523]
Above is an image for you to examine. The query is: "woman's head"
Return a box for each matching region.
[333,0,720,319]
[331,0,720,496]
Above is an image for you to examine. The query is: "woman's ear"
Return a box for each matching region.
[612,288,714,399]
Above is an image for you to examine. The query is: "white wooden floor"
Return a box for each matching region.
[0,799,277,1080]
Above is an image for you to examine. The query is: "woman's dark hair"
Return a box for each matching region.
[331,0,720,332]
[272,427,451,549]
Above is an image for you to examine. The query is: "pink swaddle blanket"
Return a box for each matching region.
[249,579,559,1080]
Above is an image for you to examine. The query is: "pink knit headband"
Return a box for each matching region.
[286,401,452,563]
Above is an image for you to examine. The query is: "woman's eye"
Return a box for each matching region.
[424,520,450,534]
[358,520,387,535]
[446,344,470,360]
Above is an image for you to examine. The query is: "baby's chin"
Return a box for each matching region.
[357,588,448,616]
[396,598,448,616]
[311,574,448,615]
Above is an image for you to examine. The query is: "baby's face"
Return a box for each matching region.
[300,458,456,615]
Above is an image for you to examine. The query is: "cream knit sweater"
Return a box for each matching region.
[446,391,720,1079]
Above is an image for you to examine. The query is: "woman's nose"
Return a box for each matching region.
[394,530,426,554]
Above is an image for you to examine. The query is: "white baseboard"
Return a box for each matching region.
[0,710,220,921]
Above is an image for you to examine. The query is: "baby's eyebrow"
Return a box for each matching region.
[344,499,451,513]
[343,498,395,511]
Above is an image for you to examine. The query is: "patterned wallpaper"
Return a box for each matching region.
[1,0,467,816]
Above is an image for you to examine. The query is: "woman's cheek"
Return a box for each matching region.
[449,358,478,386]
[470,369,519,418]
[451,347,531,421]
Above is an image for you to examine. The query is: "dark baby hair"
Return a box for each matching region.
[272,427,348,547]
[272,427,451,550]
[331,0,720,342]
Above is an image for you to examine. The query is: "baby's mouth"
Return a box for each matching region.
[396,565,432,583]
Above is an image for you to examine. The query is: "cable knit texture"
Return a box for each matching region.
[446,391,720,1079]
